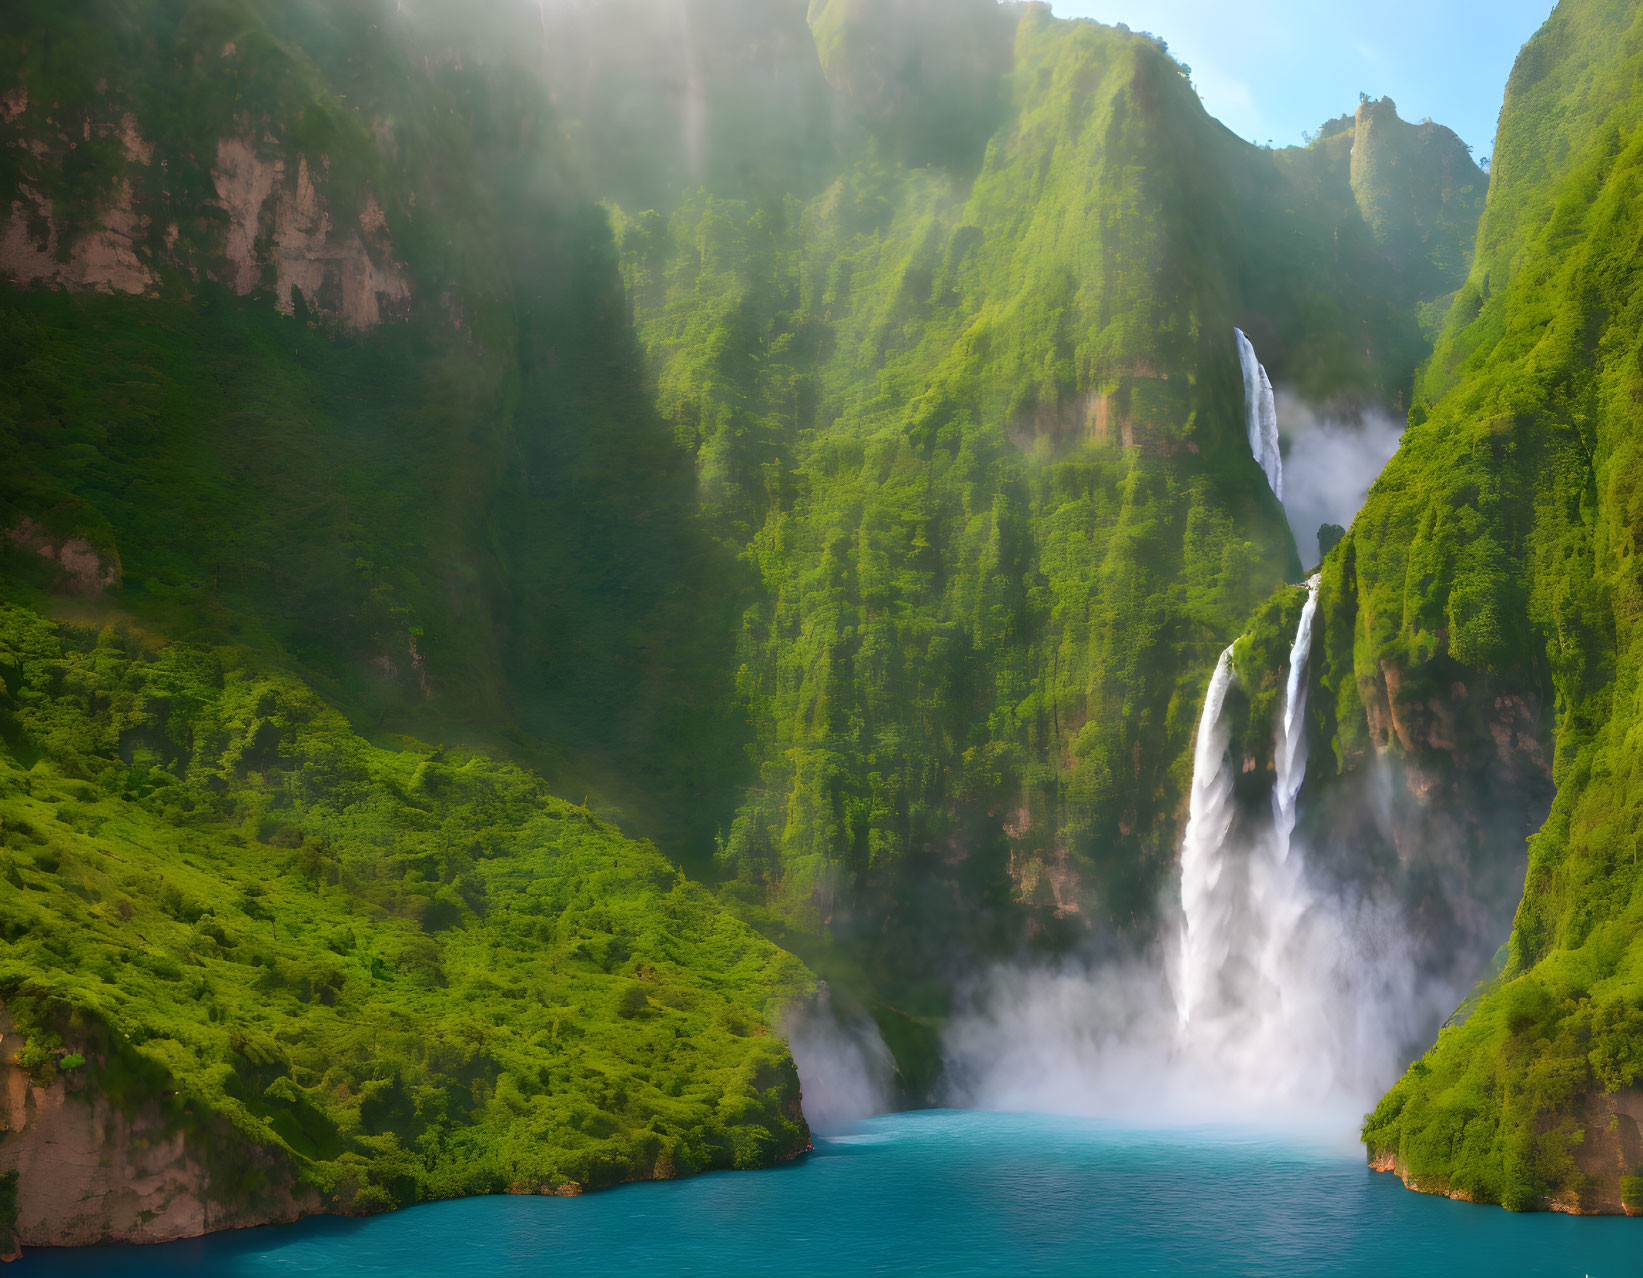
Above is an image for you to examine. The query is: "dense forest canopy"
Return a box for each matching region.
[4,0,1641,1246]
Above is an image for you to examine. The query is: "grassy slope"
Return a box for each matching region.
[0,602,810,1214]
[1341,0,1643,1210]
[0,0,813,1217]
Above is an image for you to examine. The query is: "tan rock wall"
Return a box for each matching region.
[0,87,411,330]
[0,1008,318,1255]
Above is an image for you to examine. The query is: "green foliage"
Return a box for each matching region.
[0,604,811,1209]
[0,0,1494,1185]
[15,1029,65,1086]
[1354,0,1643,1207]
[537,0,835,208]
[1248,97,1485,405]
[612,6,1474,980]
[808,0,1015,173]
[0,0,747,866]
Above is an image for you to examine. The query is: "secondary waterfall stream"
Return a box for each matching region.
[1174,645,1238,1030]
[1236,328,1282,500]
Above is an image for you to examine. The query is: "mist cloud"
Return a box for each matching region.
[785,989,895,1132]
[1276,391,1404,565]
[941,874,1461,1135]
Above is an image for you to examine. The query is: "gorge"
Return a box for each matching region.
[2,0,1642,1266]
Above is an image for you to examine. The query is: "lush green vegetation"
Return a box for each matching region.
[0,0,747,864]
[0,0,1500,1217]
[0,1,1484,1001]
[808,0,1015,174]
[1345,0,1643,1210]
[0,604,810,1209]
[612,6,1481,990]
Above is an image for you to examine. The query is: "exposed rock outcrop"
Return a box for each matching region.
[0,1008,316,1259]
[211,138,410,330]
[3,520,122,596]
[1371,1091,1643,1215]
[1,182,153,296]
[0,87,411,329]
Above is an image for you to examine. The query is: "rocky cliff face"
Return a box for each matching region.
[1301,565,1559,994]
[0,39,411,328]
[0,1006,315,1255]
[1371,1088,1643,1215]
[1214,570,1552,1033]
[0,0,744,865]
[210,136,409,328]
[618,3,1487,985]
[2,520,121,597]
[1346,96,1487,285]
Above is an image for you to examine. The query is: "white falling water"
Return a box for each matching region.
[1235,329,1283,500]
[1175,645,1238,1029]
[1271,578,1320,859]
[1173,577,1324,1091]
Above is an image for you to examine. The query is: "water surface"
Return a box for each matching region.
[14,1111,1637,1276]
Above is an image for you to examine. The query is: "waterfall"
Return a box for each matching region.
[1271,577,1320,861]
[949,576,1444,1124]
[1175,646,1238,1028]
[1235,329,1282,500]
[1174,578,1321,1077]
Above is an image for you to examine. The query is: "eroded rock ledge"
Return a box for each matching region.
[0,73,410,330]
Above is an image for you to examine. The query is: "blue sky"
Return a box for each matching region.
[1051,0,1555,160]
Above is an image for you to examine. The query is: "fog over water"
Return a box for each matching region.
[939,894,1458,1133]
[785,991,895,1133]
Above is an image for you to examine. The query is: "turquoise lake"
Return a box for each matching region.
[13,1111,1639,1276]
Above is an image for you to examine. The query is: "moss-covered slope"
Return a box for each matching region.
[0,603,809,1241]
[0,0,1500,1209]
[0,0,747,862]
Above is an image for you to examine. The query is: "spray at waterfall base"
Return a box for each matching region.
[943,579,1456,1129]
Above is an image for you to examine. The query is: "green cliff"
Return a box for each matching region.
[613,4,1483,998]
[1322,0,1643,1214]
[0,604,809,1242]
[0,0,749,865]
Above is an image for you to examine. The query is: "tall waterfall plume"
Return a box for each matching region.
[1235,329,1282,500]
[1172,577,1323,1087]
[1175,645,1238,1029]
